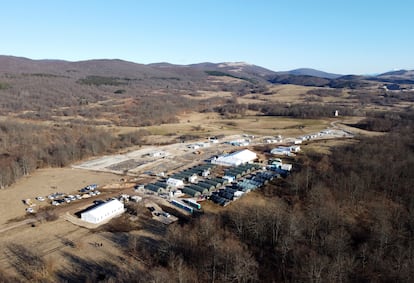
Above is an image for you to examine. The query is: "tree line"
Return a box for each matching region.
[0,120,149,188]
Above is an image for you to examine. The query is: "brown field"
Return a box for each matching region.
[149,112,333,138]
[0,168,120,226]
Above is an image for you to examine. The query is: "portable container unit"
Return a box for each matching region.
[271,147,292,156]
[201,169,211,177]
[171,199,194,214]
[188,174,198,183]
[289,145,301,152]
[130,196,142,202]
[281,164,293,171]
[223,175,235,183]
[182,198,202,210]
[234,191,245,198]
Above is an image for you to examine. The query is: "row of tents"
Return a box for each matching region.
[224,163,262,179]
[140,162,276,208]
[180,178,229,197]
[169,164,215,181]
[208,171,276,206]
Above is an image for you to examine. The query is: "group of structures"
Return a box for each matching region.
[77,138,300,225]
[137,147,293,212]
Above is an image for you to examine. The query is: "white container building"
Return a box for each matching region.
[271,147,291,156]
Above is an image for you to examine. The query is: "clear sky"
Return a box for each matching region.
[1,0,413,74]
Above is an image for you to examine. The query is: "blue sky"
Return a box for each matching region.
[1,0,413,74]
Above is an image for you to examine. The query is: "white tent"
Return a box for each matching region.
[167,177,184,188]
[81,199,125,224]
[211,149,257,167]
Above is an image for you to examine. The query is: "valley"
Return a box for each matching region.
[0,56,412,282]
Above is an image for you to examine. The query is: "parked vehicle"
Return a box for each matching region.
[26,207,35,213]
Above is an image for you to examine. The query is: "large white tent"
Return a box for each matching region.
[211,149,257,167]
[81,199,125,224]
[167,177,184,188]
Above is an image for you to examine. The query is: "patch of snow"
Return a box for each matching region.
[218,62,251,68]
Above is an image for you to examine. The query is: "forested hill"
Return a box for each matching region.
[1,55,413,93]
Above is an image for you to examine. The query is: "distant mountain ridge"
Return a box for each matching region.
[1,55,413,88]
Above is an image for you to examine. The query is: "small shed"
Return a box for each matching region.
[281,164,293,171]
[223,175,235,183]
[188,174,198,183]
[289,145,301,152]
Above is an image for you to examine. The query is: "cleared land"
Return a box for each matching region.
[0,168,119,225]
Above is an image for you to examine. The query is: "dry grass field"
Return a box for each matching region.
[0,169,119,226]
[144,112,332,139]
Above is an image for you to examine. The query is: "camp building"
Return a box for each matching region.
[81,199,125,224]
